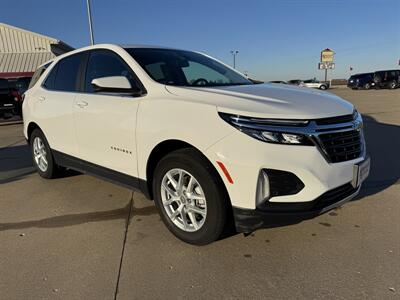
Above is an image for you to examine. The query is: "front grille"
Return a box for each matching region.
[315,114,354,125]
[313,183,357,210]
[318,129,362,163]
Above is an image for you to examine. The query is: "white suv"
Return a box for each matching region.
[303,79,329,90]
[23,44,370,245]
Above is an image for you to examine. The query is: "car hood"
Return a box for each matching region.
[165,83,354,119]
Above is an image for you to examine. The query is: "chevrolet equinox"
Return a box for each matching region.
[23,44,370,245]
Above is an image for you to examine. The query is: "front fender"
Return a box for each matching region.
[136,97,233,181]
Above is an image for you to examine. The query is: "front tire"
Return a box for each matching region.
[153,149,229,245]
[319,84,327,90]
[30,129,62,179]
[364,83,371,90]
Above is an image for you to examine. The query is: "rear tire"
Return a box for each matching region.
[30,129,62,179]
[319,85,327,90]
[389,81,397,89]
[153,148,229,245]
[364,83,371,90]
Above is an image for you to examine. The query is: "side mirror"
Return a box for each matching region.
[91,76,143,96]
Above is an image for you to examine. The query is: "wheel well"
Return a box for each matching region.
[145,139,231,202]
[27,122,41,142]
[145,139,235,232]
[145,140,194,199]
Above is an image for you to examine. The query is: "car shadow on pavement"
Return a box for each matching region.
[0,199,159,232]
[0,200,132,232]
[0,145,81,184]
[353,114,400,199]
[0,145,35,184]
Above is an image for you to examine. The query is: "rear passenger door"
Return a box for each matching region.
[73,49,142,177]
[37,53,85,157]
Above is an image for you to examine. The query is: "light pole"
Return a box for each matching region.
[230,50,239,69]
[86,0,95,45]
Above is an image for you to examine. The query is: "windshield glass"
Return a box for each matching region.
[125,48,252,87]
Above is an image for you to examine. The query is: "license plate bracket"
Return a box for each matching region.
[352,157,370,188]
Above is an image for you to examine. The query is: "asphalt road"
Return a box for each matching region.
[0,87,399,299]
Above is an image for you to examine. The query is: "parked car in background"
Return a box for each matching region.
[347,73,375,90]
[248,78,264,84]
[303,79,329,90]
[0,78,17,118]
[269,80,287,84]
[373,70,400,89]
[287,79,305,87]
[8,77,31,115]
[23,44,370,245]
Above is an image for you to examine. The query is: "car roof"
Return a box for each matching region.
[50,44,192,65]
[351,73,373,76]
[375,69,400,73]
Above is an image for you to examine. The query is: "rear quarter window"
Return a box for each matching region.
[28,63,50,89]
[43,64,59,90]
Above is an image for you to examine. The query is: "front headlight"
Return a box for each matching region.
[219,112,314,145]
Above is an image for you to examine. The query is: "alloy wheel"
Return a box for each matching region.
[33,137,48,172]
[161,168,207,232]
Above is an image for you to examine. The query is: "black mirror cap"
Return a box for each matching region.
[92,83,146,97]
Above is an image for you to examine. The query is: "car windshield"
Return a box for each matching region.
[125,48,252,87]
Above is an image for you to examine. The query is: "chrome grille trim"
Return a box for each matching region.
[225,111,365,163]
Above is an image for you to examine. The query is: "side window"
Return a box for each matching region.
[28,63,50,89]
[53,53,85,92]
[84,50,137,93]
[43,64,58,90]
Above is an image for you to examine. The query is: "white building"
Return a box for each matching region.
[0,23,73,79]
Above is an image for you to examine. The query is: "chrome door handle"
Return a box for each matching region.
[76,101,88,108]
[38,96,45,101]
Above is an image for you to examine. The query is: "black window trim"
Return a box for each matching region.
[79,48,147,97]
[40,48,146,97]
[41,51,89,93]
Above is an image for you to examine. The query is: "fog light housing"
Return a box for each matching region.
[256,170,270,207]
[256,169,305,208]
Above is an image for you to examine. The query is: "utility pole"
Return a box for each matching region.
[86,0,95,45]
[230,50,239,69]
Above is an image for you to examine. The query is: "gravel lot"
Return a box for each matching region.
[0,87,399,299]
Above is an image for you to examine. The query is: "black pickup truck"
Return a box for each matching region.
[0,78,16,118]
[0,77,30,118]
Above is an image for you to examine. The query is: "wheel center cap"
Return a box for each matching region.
[180,195,186,204]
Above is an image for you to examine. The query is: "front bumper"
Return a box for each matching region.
[233,182,361,233]
[205,129,366,209]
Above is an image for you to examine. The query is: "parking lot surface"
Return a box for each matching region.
[0,88,399,299]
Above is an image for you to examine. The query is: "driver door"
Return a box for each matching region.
[73,49,144,177]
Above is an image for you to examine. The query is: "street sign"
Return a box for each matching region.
[318,62,335,70]
[321,48,334,62]
[319,49,335,82]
